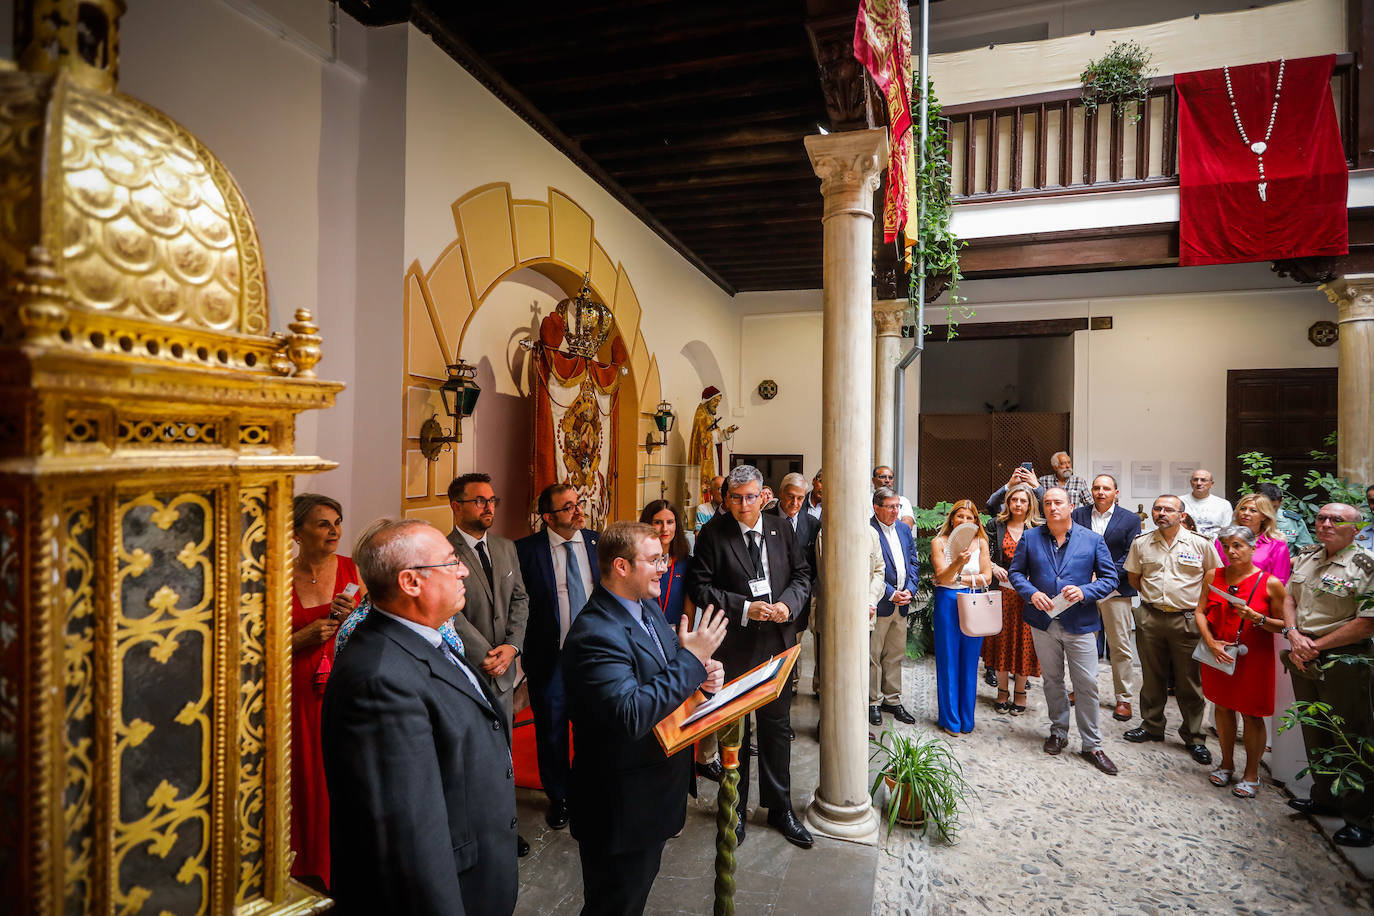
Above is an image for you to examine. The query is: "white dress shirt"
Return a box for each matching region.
[376,609,488,699]
[455,526,486,552]
[738,515,771,625]
[1090,505,1114,536]
[548,527,593,644]
[875,519,906,590]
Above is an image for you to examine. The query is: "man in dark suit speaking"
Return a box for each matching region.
[562,521,727,915]
[322,518,517,916]
[689,464,813,848]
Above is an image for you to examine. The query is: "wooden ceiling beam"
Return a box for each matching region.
[479,14,797,65]
[548,72,818,120]
[565,104,821,143]
[606,146,809,180]
[518,47,806,95]
[585,123,817,161]
[621,168,816,195]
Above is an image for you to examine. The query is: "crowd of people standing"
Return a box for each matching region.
[281,452,1374,914]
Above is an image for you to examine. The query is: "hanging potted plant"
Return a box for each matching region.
[908,76,971,339]
[869,726,973,840]
[1080,40,1156,123]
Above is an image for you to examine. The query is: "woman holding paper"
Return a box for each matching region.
[1195,525,1286,799]
[985,484,1043,716]
[930,500,993,736]
[1214,493,1292,583]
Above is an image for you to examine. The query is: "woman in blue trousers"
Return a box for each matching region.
[930,500,993,736]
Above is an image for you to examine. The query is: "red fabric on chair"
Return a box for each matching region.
[1175,55,1347,266]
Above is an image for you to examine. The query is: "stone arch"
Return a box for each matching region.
[400,183,662,528]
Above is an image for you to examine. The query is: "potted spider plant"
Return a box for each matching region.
[869,726,973,840]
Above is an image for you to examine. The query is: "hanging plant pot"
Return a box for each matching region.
[922,272,951,306]
[882,772,926,828]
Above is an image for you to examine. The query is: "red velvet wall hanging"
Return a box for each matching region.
[1175,54,1347,266]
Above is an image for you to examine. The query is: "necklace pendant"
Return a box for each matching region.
[1258,181,1267,202]
[1250,141,1267,155]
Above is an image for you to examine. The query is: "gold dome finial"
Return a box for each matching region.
[15,0,127,92]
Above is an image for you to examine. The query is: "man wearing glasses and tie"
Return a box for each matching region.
[689,464,813,849]
[516,483,600,833]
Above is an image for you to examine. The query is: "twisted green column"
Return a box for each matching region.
[712,718,743,916]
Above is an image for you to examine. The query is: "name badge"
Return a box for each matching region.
[749,577,771,599]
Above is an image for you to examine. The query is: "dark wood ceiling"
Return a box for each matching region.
[340,0,887,294]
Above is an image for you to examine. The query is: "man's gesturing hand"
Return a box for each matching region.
[680,605,728,666]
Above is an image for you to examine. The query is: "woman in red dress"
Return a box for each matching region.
[289,494,363,889]
[1194,524,1287,800]
[985,484,1043,716]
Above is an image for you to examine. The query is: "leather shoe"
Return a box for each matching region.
[696,759,724,783]
[735,814,746,846]
[1043,734,1068,756]
[1186,744,1213,765]
[786,725,796,741]
[1081,749,1119,776]
[546,799,569,830]
[767,808,814,849]
[1068,691,1075,706]
[881,703,916,725]
[869,705,882,726]
[517,835,530,857]
[1123,727,1164,743]
[1288,797,1341,817]
[1112,701,1132,722]
[1334,824,1374,847]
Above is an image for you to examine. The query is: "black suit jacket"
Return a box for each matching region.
[688,512,810,678]
[765,506,820,640]
[322,611,517,916]
[1070,505,1142,598]
[561,585,706,854]
[515,528,600,687]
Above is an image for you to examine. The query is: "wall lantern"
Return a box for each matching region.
[419,360,481,460]
[644,399,675,456]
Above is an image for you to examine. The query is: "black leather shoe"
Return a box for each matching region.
[880,703,916,725]
[984,668,997,687]
[696,759,724,782]
[869,705,882,726]
[735,814,746,846]
[1288,797,1341,817]
[1123,727,1164,743]
[786,725,796,741]
[748,742,758,756]
[517,835,530,857]
[767,808,814,849]
[1334,824,1374,847]
[546,799,569,830]
[1186,744,1213,765]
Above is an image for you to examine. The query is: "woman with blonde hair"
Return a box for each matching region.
[930,499,993,735]
[984,484,1043,715]
[1214,493,1291,583]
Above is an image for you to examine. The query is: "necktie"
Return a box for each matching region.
[639,611,667,663]
[439,620,465,657]
[747,530,765,579]
[475,540,495,594]
[564,542,588,633]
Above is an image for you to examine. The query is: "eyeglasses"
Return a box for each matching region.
[551,499,587,515]
[408,559,465,573]
[648,555,670,570]
[728,493,762,504]
[454,496,501,509]
[1314,513,1355,525]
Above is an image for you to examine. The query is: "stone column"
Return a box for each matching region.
[872,299,907,468]
[1321,276,1374,484]
[803,129,887,846]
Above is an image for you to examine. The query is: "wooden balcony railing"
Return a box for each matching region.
[943,52,1356,202]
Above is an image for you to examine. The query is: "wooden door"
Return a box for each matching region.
[1225,368,1338,502]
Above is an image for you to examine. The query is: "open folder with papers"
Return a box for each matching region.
[652,644,801,757]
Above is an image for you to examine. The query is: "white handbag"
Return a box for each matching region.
[957,579,1003,638]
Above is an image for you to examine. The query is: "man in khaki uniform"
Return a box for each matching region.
[1281,502,1374,847]
[1122,494,1220,764]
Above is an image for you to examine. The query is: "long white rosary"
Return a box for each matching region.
[1224,58,1285,202]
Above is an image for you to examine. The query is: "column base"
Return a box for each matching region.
[804,793,880,846]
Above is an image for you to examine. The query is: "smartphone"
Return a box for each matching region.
[1019,461,1034,472]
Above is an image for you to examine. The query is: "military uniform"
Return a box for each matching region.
[1286,542,1374,828]
[1275,509,1314,553]
[1124,528,1221,745]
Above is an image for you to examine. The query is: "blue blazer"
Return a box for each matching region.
[1009,524,1118,634]
[870,517,920,618]
[1070,505,1142,598]
[515,528,600,687]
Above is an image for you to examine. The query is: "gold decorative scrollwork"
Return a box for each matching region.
[117,418,220,447]
[112,491,215,915]
[65,410,103,444]
[238,424,271,447]
[236,487,268,905]
[0,497,22,902]
[62,499,96,912]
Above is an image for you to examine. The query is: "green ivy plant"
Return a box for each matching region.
[908,76,971,340]
[1080,40,1155,123]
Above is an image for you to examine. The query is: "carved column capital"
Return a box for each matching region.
[872,298,907,337]
[804,129,889,219]
[1321,274,1374,321]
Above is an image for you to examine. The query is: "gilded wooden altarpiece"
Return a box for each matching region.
[1,3,340,913]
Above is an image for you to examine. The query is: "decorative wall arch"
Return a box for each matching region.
[400,183,664,529]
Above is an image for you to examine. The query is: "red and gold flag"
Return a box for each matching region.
[854,0,913,242]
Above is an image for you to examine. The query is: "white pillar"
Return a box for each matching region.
[803,129,887,846]
[872,299,906,469]
[1321,276,1374,484]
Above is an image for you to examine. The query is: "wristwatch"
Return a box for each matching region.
[1281,625,1296,639]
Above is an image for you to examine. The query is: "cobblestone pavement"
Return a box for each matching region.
[870,655,1374,915]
